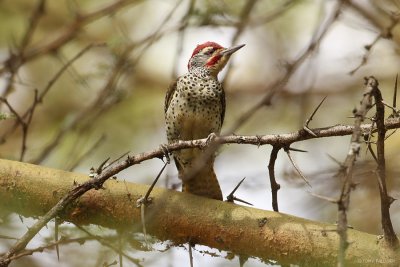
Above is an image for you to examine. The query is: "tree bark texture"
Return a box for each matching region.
[0,159,398,266]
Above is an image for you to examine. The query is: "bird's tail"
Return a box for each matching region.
[182,166,222,200]
[175,157,222,200]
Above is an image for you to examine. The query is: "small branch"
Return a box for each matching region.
[284,148,311,187]
[391,74,399,118]
[74,225,142,266]
[337,76,375,266]
[136,161,169,247]
[20,0,46,53]
[0,98,24,127]
[347,3,399,75]
[223,0,258,83]
[303,96,327,137]
[309,192,337,204]
[0,0,46,100]
[0,44,99,149]
[29,44,126,164]
[54,217,60,261]
[20,90,39,161]
[0,94,36,161]
[371,78,399,248]
[188,242,194,267]
[67,134,107,171]
[225,1,343,134]
[4,236,98,262]
[365,120,378,162]
[394,74,398,111]
[172,0,195,78]
[19,0,138,62]
[268,146,281,212]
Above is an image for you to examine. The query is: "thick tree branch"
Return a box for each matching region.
[0,159,399,266]
[0,116,399,266]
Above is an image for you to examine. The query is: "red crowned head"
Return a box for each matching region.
[187,42,245,76]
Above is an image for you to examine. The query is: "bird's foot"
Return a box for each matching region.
[203,132,218,148]
[160,144,171,164]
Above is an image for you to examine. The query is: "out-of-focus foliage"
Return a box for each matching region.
[1,0,400,266]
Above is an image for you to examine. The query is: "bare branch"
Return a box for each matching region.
[225,1,344,134]
[309,191,338,204]
[20,0,140,62]
[67,134,107,171]
[284,148,311,187]
[74,225,142,267]
[371,78,399,248]
[0,0,46,100]
[345,1,399,75]
[267,146,281,212]
[0,44,99,148]
[337,76,375,266]
[3,114,397,265]
[303,96,327,137]
[223,0,258,83]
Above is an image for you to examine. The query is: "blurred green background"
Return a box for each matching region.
[1,0,400,266]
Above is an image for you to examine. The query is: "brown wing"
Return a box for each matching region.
[220,86,226,125]
[164,79,178,114]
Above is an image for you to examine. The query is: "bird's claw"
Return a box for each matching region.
[160,144,171,164]
[203,132,218,148]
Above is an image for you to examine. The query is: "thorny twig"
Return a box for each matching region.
[0,151,145,266]
[303,96,327,137]
[1,115,400,266]
[309,191,337,204]
[172,0,195,78]
[225,1,344,134]
[0,0,46,100]
[365,121,378,163]
[223,0,258,83]
[2,1,397,266]
[54,217,60,261]
[349,17,399,75]
[5,0,140,64]
[0,44,99,160]
[23,2,185,164]
[346,0,400,74]
[336,76,375,267]
[284,148,311,187]
[226,177,253,206]
[370,78,398,248]
[67,134,107,171]
[29,51,125,164]
[136,161,169,247]
[0,90,38,161]
[3,236,100,262]
[74,224,142,267]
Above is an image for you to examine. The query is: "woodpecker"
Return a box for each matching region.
[164,42,245,200]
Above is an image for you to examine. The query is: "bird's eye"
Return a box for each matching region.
[205,48,215,55]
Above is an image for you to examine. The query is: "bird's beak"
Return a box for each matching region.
[220,44,245,56]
